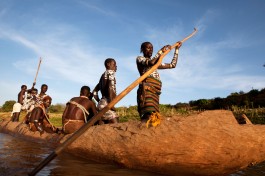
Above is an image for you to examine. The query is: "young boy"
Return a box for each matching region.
[92,58,119,124]
[11,85,27,122]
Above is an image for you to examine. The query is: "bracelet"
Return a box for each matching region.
[158,50,163,55]
[154,53,160,59]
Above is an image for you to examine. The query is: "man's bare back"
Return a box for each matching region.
[62,86,97,134]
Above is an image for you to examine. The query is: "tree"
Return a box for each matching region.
[196,99,211,110]
[212,97,225,109]
[239,91,245,95]
[1,100,16,112]
[49,103,66,113]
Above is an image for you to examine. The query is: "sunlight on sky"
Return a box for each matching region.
[0,0,264,107]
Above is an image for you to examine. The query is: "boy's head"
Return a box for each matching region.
[80,86,90,98]
[140,42,153,58]
[140,42,152,53]
[43,95,52,108]
[31,88,38,95]
[40,84,48,93]
[21,85,27,90]
[104,58,117,71]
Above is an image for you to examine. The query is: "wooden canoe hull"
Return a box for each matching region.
[1,110,265,175]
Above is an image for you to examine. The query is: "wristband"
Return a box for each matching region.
[154,53,160,59]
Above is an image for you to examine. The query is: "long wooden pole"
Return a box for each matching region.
[33,57,42,85]
[28,28,197,176]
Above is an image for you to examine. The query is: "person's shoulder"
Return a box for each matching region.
[87,99,95,103]
[87,99,96,107]
[32,106,43,112]
[136,56,145,62]
[70,96,81,101]
[18,90,25,94]
[79,98,92,108]
[136,55,144,59]
[72,96,90,102]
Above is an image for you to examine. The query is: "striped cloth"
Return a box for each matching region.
[137,76,162,117]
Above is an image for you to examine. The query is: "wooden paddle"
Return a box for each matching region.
[28,28,197,176]
[33,57,42,85]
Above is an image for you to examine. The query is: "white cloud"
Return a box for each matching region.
[78,1,116,17]
[0,2,264,107]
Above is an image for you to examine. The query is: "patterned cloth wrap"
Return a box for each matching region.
[137,76,162,117]
[97,97,118,120]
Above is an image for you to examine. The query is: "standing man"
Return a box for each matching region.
[11,85,27,122]
[92,58,119,124]
[136,41,182,123]
[62,86,98,134]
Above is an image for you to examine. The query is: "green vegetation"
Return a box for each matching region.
[116,104,193,123]
[232,107,265,124]
[1,87,264,126]
[48,113,62,127]
[189,88,265,110]
[1,100,16,112]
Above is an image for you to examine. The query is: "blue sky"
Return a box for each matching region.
[0,0,264,107]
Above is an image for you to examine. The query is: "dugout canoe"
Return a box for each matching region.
[1,110,265,176]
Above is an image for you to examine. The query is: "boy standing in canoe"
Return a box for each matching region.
[92,58,119,124]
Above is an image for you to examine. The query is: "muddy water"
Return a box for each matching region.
[1,132,265,176]
[0,133,163,176]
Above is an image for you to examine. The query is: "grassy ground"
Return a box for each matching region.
[0,106,193,128]
[2,108,264,128]
[232,107,265,124]
[0,111,63,127]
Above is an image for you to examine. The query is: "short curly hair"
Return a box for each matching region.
[140,41,152,53]
[43,95,52,102]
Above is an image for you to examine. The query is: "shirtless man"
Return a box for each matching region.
[28,95,56,134]
[11,85,27,122]
[62,86,98,134]
[92,58,119,124]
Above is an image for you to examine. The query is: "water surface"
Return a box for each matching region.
[1,132,265,176]
[0,133,162,176]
